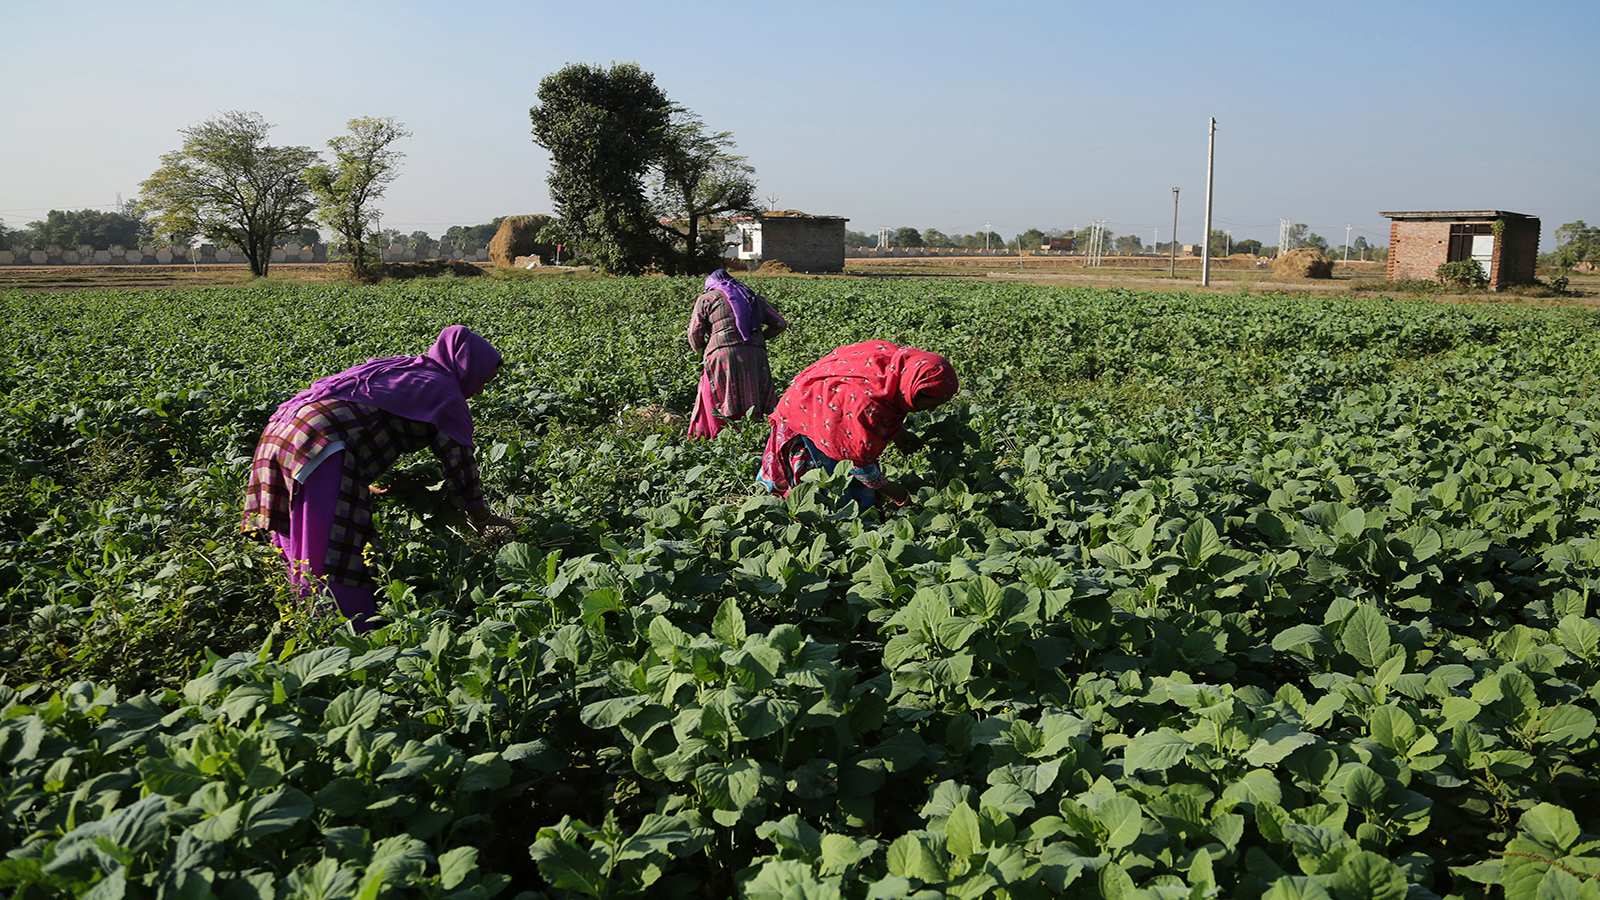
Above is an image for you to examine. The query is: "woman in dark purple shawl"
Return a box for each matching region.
[686,270,788,438]
[242,326,513,631]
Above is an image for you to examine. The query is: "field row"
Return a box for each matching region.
[2,279,1598,898]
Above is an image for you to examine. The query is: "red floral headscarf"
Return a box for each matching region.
[771,340,958,464]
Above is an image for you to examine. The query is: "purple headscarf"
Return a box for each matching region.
[705,269,760,343]
[272,325,502,447]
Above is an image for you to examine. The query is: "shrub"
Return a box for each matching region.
[1436,258,1487,288]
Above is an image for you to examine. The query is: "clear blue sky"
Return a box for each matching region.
[3,0,1596,250]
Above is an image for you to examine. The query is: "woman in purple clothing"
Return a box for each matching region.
[686,269,788,439]
[241,325,513,631]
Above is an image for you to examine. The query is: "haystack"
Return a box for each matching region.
[488,215,554,268]
[755,259,793,274]
[1273,248,1334,279]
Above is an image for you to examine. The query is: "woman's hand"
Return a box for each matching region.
[468,507,517,532]
[892,431,926,454]
[879,481,914,507]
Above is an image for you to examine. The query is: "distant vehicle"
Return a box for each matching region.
[1046,237,1075,251]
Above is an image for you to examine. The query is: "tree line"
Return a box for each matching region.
[847,223,1402,261]
[0,61,762,278]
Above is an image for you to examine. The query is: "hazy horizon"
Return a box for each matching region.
[3,0,1595,251]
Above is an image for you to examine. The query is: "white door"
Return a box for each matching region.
[1471,234,1495,280]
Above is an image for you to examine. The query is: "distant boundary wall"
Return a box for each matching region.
[849,249,1278,269]
[0,242,490,266]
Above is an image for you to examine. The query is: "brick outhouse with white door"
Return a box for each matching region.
[1380,210,1540,290]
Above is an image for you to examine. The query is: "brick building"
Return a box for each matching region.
[1380,210,1540,289]
[726,212,849,273]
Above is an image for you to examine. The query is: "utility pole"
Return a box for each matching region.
[1170,188,1180,277]
[1344,224,1352,266]
[1201,117,1216,286]
[985,220,991,251]
[1153,228,1158,255]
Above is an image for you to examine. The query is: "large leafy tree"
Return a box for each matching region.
[530,63,674,276]
[139,111,318,276]
[1554,221,1600,267]
[891,227,924,248]
[442,219,504,246]
[650,106,757,274]
[304,116,411,279]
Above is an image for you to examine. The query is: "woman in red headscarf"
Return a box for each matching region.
[242,326,514,631]
[757,340,959,510]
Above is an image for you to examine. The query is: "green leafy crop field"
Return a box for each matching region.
[2,278,1598,899]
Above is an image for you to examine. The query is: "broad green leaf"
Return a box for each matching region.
[713,597,747,646]
[1095,796,1143,850]
[1335,507,1368,542]
[1519,803,1580,851]
[1533,868,1585,900]
[323,688,382,731]
[458,752,511,792]
[83,870,128,900]
[1123,728,1191,773]
[1223,769,1284,808]
[285,646,349,685]
[1262,876,1333,900]
[1340,605,1391,668]
[945,801,981,859]
[1181,518,1225,567]
[136,756,206,799]
[314,778,370,817]
[979,783,1035,818]
[1555,616,1599,660]
[530,834,607,896]
[614,814,694,861]
[886,832,948,882]
[1342,765,1387,808]
[934,617,983,651]
[1098,861,1138,900]
[190,801,244,842]
[1533,705,1597,748]
[495,542,546,585]
[1272,624,1330,654]
[368,835,430,886]
[580,694,647,729]
[1245,722,1318,767]
[103,795,171,856]
[744,859,839,900]
[1367,706,1419,754]
[243,787,313,839]
[1329,850,1407,900]
[1390,525,1442,563]
[819,834,868,875]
